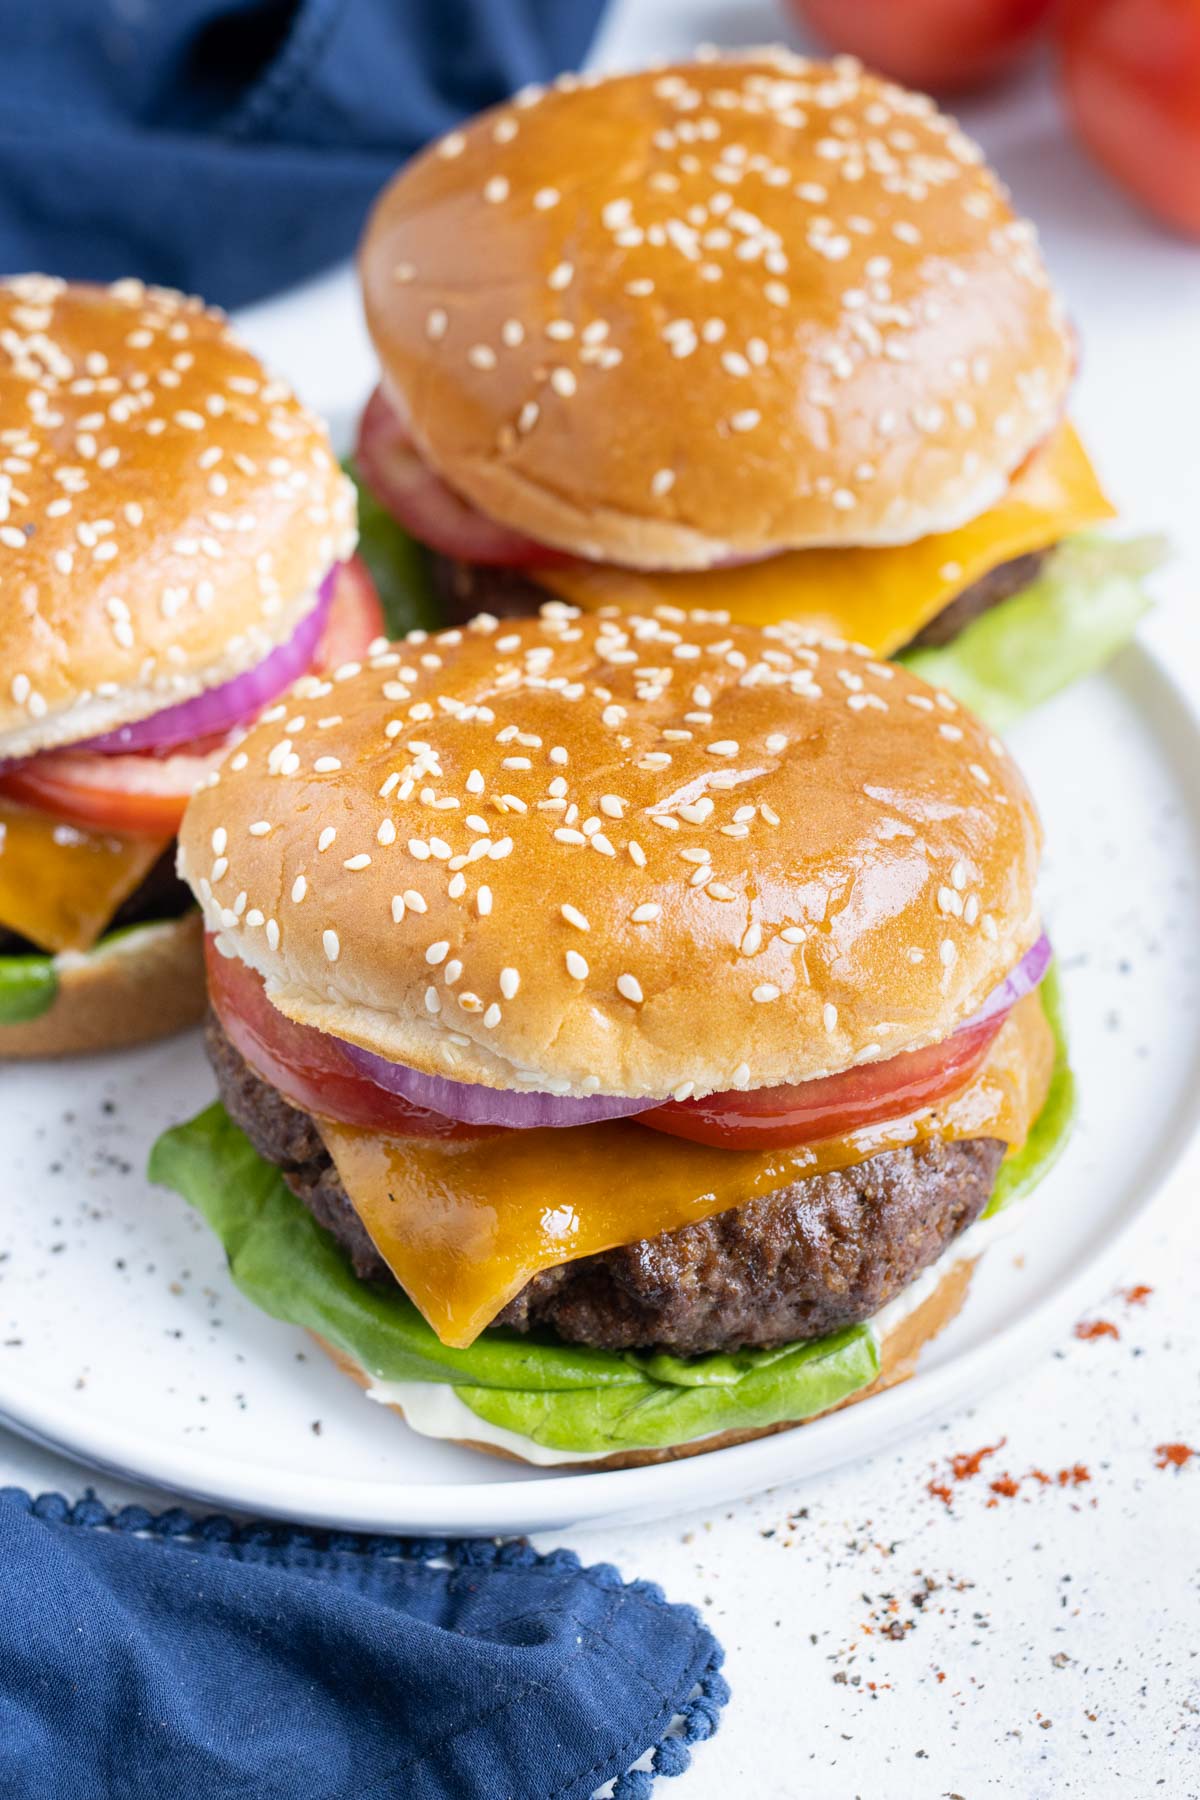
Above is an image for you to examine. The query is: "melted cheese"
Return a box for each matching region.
[0,798,168,954]
[535,425,1114,656]
[318,992,1055,1350]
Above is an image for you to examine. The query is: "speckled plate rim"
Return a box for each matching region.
[2,637,1198,1536]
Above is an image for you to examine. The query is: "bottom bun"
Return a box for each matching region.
[0,914,206,1059]
[315,1255,976,1471]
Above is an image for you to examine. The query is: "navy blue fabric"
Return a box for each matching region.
[0,1489,727,1800]
[0,0,607,307]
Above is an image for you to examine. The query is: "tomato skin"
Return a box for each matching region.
[1060,0,1200,237]
[205,936,494,1139]
[788,0,1053,92]
[638,1011,1009,1149]
[356,385,571,568]
[311,554,386,673]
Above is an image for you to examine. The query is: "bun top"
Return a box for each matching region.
[0,277,356,760]
[359,48,1073,572]
[179,604,1042,1101]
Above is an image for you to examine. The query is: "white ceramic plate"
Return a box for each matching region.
[3,638,1199,1534]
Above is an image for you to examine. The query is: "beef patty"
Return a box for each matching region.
[206,1012,1004,1356]
[431,547,1052,652]
[0,844,194,959]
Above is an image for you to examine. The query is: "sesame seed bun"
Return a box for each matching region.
[359,49,1073,572]
[0,914,204,1060]
[316,1253,977,1468]
[177,605,1041,1100]
[0,277,357,762]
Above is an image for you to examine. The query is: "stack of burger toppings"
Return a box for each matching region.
[0,276,374,1056]
[153,602,1072,1467]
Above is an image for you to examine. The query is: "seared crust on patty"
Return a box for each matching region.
[431,548,1053,651]
[205,1011,1003,1354]
[906,549,1050,649]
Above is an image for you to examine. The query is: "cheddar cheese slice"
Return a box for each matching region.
[535,425,1114,657]
[317,991,1055,1350]
[0,798,169,954]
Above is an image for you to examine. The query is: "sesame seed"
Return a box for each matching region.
[617,973,644,1004]
[211,828,227,855]
[266,919,280,952]
[317,827,336,852]
[483,175,509,203]
[477,885,493,916]
[323,929,340,962]
[550,367,577,397]
[823,1002,838,1032]
[248,820,271,837]
[404,889,427,912]
[483,1004,502,1028]
[314,756,341,773]
[426,308,448,341]
[565,949,588,980]
[343,853,371,871]
[707,740,738,757]
[500,967,520,999]
[728,410,761,432]
[291,876,307,903]
[651,468,676,497]
[426,941,450,966]
[752,983,780,1003]
[391,895,406,923]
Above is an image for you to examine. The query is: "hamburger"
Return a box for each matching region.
[0,276,367,1057]
[151,602,1073,1468]
[352,48,1152,727]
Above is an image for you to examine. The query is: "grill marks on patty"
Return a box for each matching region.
[431,547,1054,650]
[205,1011,1004,1356]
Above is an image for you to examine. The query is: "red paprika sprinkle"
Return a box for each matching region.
[1155,1443,1196,1471]
[1074,1319,1120,1340]
[1122,1284,1153,1305]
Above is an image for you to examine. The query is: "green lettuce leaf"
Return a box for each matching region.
[898,534,1162,729]
[148,968,1072,1456]
[0,952,58,1023]
[343,456,441,639]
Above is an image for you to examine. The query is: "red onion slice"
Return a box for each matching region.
[954,932,1052,1033]
[335,935,1052,1128]
[337,1042,661,1128]
[78,568,338,755]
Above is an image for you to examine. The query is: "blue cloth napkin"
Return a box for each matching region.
[0,0,607,307]
[0,1489,727,1800]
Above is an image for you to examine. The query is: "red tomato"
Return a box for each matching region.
[638,1010,1008,1148]
[788,0,1053,92]
[1060,0,1200,237]
[205,936,493,1138]
[311,553,386,673]
[0,742,228,836]
[356,385,570,567]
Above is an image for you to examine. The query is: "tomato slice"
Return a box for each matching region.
[205,935,494,1138]
[638,1011,1010,1149]
[0,743,229,836]
[356,385,571,568]
[311,553,386,673]
[0,559,387,837]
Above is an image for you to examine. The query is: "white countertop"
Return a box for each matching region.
[4,2,1200,1793]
